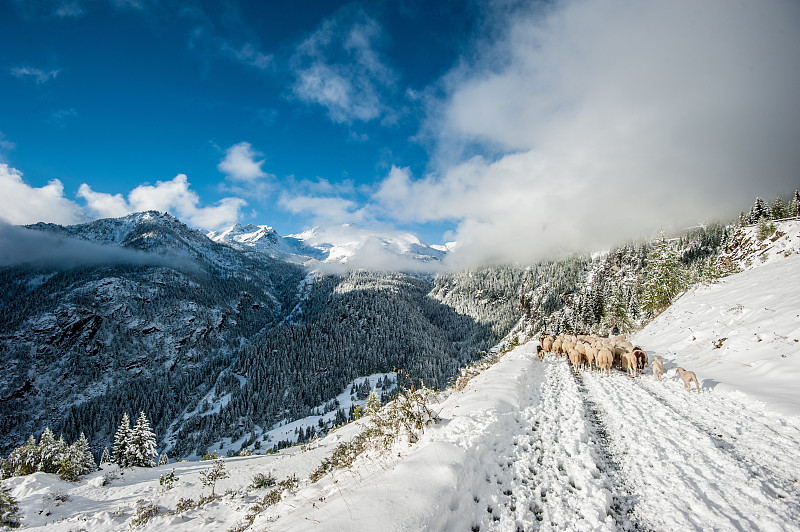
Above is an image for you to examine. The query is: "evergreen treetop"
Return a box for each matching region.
[112,413,131,468]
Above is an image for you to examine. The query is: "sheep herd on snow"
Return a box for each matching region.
[536,333,700,393]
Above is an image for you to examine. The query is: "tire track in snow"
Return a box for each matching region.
[582,369,798,531]
[637,377,800,511]
[570,367,651,532]
[469,358,618,532]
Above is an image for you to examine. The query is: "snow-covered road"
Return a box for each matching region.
[440,352,800,531]
[9,343,800,531]
[264,342,800,531]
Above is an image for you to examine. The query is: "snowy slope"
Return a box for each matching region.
[5,220,800,531]
[7,339,799,531]
[209,222,446,270]
[633,246,800,414]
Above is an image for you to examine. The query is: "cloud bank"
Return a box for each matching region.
[0,164,87,226]
[79,174,246,230]
[0,220,194,270]
[372,0,800,267]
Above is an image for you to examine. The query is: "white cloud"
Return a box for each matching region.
[55,2,84,18]
[0,132,16,157]
[79,174,246,230]
[291,9,397,124]
[279,192,365,227]
[217,141,274,200]
[10,66,60,84]
[218,142,267,181]
[49,108,78,128]
[373,0,800,267]
[221,42,272,70]
[0,163,86,225]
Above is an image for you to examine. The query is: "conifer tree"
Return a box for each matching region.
[748,197,770,223]
[789,190,800,218]
[36,428,68,474]
[9,436,39,476]
[126,412,157,468]
[112,413,131,468]
[99,447,111,465]
[640,235,688,315]
[365,389,381,416]
[157,453,169,467]
[771,196,788,220]
[72,433,97,476]
[0,483,21,528]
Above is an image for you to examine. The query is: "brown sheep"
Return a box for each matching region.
[676,367,700,393]
[633,349,648,370]
[537,345,545,361]
[622,351,638,377]
[652,357,663,381]
[613,346,626,368]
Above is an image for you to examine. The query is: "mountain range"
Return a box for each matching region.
[0,212,500,458]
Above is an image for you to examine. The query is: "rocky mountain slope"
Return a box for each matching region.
[0,212,500,459]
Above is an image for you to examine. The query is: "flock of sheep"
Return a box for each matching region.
[536,333,701,393]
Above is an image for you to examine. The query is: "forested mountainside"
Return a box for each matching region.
[0,212,307,456]
[0,213,504,458]
[1,194,791,460]
[168,272,499,457]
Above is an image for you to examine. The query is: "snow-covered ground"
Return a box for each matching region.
[5,221,799,531]
[8,340,799,530]
[634,220,800,415]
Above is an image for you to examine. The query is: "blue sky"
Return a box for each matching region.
[2,0,799,266]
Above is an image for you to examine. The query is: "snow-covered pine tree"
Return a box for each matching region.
[112,413,131,468]
[789,190,800,218]
[771,196,788,220]
[157,453,169,467]
[126,412,157,468]
[99,447,111,465]
[640,235,688,316]
[748,197,770,224]
[365,389,381,416]
[7,436,38,476]
[36,428,68,474]
[0,483,21,528]
[72,433,97,476]
[738,210,747,226]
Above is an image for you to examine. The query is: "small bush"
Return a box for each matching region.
[249,472,276,490]
[238,447,252,457]
[102,470,119,486]
[174,498,197,513]
[201,451,219,461]
[231,474,299,531]
[174,494,219,514]
[131,501,160,527]
[159,469,179,491]
[45,490,70,505]
[757,218,777,241]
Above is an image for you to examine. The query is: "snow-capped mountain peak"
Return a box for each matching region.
[210,222,447,270]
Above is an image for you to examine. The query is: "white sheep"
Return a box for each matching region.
[675,367,700,393]
[652,357,663,381]
[596,348,613,377]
